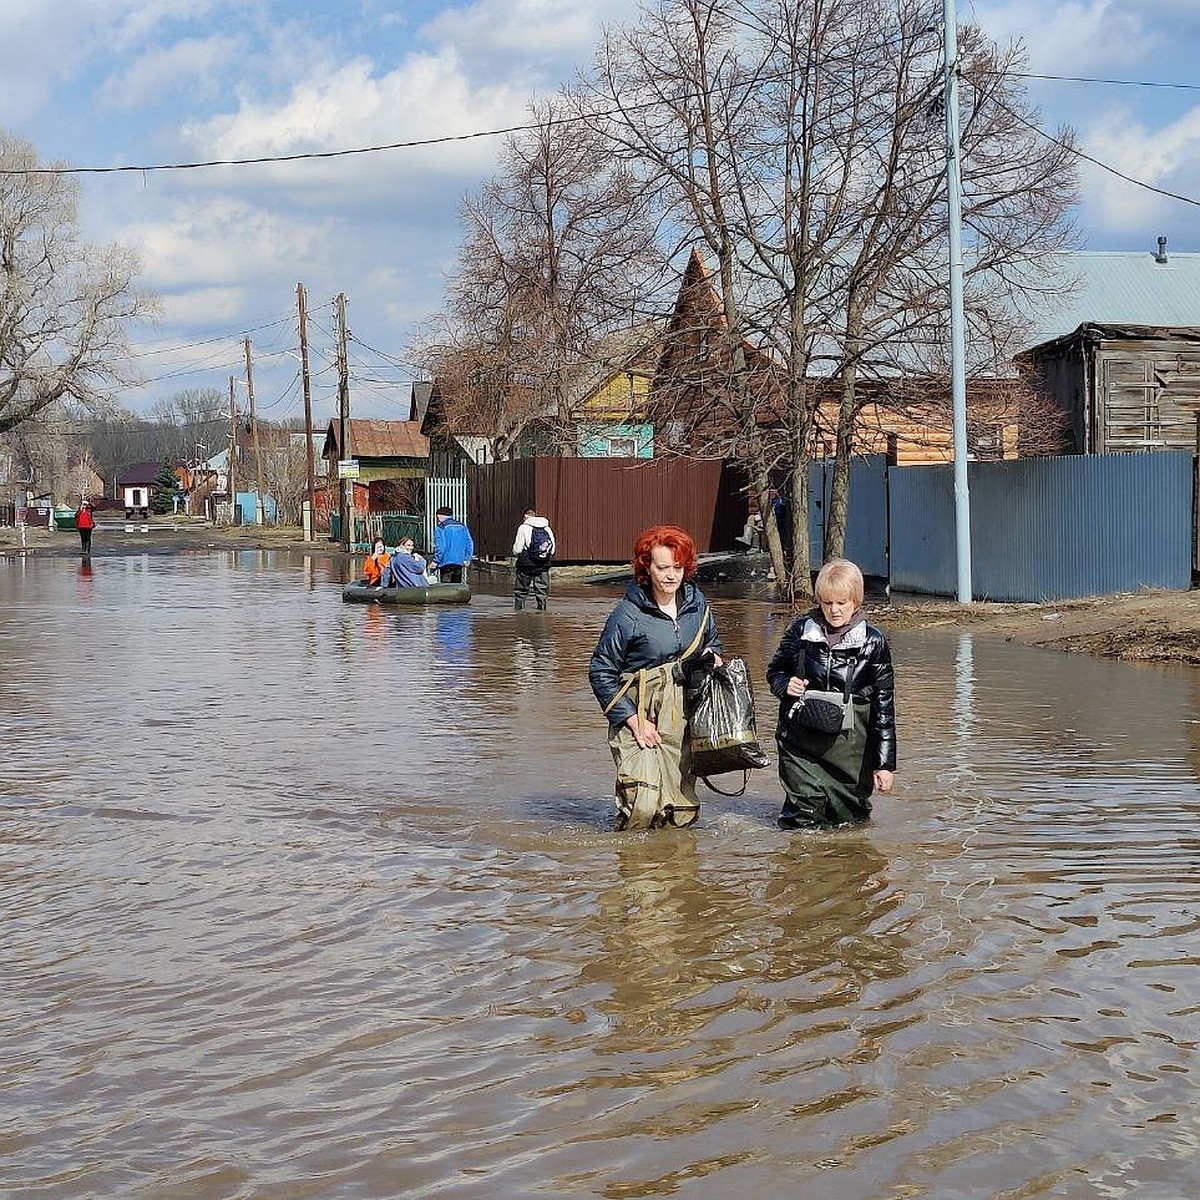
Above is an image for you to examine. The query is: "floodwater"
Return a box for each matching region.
[3,550,1200,1199]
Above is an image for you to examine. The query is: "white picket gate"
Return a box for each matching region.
[423,477,468,552]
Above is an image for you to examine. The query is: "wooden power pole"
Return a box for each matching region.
[297,282,317,538]
[335,292,352,552]
[243,336,266,525]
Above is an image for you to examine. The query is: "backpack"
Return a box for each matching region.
[527,525,553,564]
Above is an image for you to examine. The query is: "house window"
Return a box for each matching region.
[607,437,637,457]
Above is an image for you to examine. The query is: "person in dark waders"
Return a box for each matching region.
[767,558,896,829]
[588,525,722,831]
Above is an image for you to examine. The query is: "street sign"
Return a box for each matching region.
[338,459,360,478]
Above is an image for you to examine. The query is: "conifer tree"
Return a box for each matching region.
[151,461,179,514]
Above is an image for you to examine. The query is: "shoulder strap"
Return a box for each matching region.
[603,668,642,717]
[680,602,709,662]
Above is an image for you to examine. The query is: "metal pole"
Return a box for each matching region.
[944,0,972,603]
[228,375,238,524]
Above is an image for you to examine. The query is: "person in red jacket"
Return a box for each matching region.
[75,500,96,556]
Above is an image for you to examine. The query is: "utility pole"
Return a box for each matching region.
[943,0,973,603]
[297,281,317,539]
[228,375,238,524]
[244,336,266,525]
[335,292,352,552]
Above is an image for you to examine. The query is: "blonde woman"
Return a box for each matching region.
[766,558,896,828]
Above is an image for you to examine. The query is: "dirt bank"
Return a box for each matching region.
[880,587,1200,665]
[0,517,315,558]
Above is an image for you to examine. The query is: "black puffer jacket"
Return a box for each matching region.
[589,581,721,727]
[766,612,897,771]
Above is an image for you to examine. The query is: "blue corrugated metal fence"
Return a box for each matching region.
[889,451,1193,601]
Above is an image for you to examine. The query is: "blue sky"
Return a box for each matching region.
[3,0,1199,428]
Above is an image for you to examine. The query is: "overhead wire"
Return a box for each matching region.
[4,31,1193,229]
[964,74,1200,210]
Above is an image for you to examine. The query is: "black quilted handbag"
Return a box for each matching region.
[786,689,849,734]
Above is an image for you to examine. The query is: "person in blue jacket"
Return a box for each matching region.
[381,537,430,588]
[589,525,722,831]
[431,507,474,583]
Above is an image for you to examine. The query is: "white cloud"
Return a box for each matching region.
[178,46,526,203]
[97,34,247,110]
[1079,102,1200,237]
[159,286,246,326]
[120,197,329,297]
[418,0,642,82]
[970,1,1149,74]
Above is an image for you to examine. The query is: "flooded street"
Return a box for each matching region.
[3,550,1200,1198]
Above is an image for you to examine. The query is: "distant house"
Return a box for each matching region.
[1018,239,1200,352]
[648,248,784,456]
[414,380,496,476]
[568,324,662,458]
[117,462,161,518]
[175,449,231,517]
[321,418,429,512]
[649,248,1025,465]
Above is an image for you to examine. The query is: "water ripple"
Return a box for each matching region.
[3,561,1200,1196]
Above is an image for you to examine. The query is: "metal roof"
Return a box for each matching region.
[1022,249,1200,350]
[346,419,428,459]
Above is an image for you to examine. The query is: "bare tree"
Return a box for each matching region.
[256,431,313,525]
[0,131,156,435]
[418,93,668,456]
[592,0,840,597]
[592,0,1077,598]
[152,388,230,463]
[816,21,1079,558]
[64,447,101,503]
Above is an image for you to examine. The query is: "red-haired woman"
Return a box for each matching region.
[589,525,722,830]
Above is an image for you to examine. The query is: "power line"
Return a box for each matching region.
[4,49,1195,221]
[971,78,1200,211]
[127,314,296,359]
[349,333,426,375]
[999,70,1200,93]
[0,113,609,177]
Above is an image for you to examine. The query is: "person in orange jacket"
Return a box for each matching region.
[363,537,390,587]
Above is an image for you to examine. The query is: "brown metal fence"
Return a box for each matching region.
[468,457,749,563]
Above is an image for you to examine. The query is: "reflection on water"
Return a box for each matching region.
[2,552,1200,1197]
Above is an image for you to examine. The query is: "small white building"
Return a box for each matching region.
[117,462,161,518]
